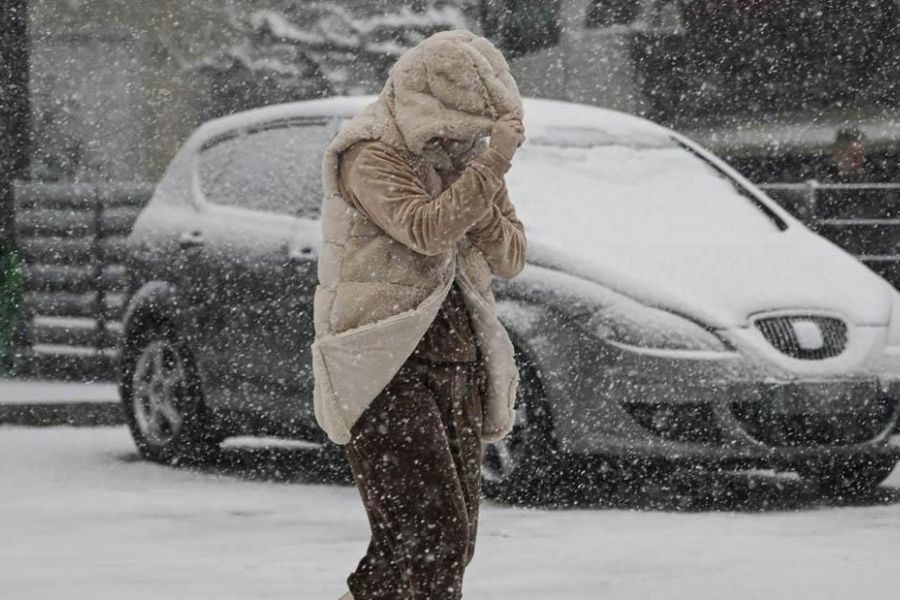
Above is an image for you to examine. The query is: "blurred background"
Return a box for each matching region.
[4,0,899,184]
[1,0,899,378]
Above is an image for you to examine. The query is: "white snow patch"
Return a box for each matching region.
[222,436,321,450]
[32,316,98,330]
[32,344,117,357]
[0,378,118,405]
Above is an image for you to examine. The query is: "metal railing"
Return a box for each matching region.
[11,182,153,379]
[760,181,900,288]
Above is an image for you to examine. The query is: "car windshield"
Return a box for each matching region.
[507,130,783,249]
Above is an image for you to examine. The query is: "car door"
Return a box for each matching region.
[189,118,336,426]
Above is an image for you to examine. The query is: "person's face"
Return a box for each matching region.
[833,140,866,175]
[426,137,477,160]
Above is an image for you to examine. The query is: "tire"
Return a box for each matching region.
[481,359,563,504]
[121,320,223,464]
[800,455,898,498]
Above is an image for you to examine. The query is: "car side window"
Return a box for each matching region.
[198,119,336,218]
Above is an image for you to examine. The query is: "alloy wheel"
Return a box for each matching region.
[131,340,187,448]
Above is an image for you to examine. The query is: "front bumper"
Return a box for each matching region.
[498,298,900,468]
[580,436,900,471]
[565,379,900,467]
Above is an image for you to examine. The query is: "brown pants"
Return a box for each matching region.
[346,359,485,600]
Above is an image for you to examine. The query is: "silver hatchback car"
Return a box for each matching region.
[121,97,900,500]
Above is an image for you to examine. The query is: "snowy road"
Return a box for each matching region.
[2,427,899,600]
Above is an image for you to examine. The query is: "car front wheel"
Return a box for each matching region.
[121,321,222,464]
[482,360,562,504]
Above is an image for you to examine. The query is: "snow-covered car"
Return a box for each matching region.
[122,97,900,498]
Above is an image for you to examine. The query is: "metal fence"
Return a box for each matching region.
[760,181,900,288]
[11,182,153,380]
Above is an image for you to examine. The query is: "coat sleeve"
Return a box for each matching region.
[466,181,527,279]
[342,143,511,257]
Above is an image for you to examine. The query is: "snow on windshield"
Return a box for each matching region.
[507,134,780,251]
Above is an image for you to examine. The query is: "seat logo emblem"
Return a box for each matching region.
[791,319,825,351]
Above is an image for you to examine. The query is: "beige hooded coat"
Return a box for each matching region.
[311,30,525,445]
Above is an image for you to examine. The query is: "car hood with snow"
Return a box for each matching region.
[509,100,894,329]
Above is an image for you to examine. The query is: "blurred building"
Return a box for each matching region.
[25,0,473,183]
[21,0,900,184]
[487,0,900,182]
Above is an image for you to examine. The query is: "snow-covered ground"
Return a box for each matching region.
[0,378,118,404]
[2,426,899,599]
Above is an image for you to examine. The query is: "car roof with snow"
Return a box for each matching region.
[190,95,673,148]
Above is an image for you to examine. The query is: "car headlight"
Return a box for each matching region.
[580,299,729,352]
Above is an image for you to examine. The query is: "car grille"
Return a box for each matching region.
[754,315,847,359]
[732,397,898,447]
[624,403,723,444]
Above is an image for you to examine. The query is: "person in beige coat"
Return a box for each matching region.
[312,30,526,600]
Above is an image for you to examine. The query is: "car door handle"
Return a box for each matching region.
[178,231,205,249]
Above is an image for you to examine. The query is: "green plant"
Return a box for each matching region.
[0,247,24,374]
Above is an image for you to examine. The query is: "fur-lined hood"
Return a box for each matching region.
[322,30,523,198]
